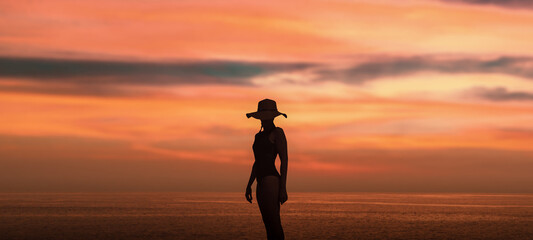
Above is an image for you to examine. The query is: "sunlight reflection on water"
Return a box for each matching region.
[1,192,532,240]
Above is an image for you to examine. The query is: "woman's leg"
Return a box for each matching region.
[256,175,285,240]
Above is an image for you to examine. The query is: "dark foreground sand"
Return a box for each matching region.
[1,192,532,240]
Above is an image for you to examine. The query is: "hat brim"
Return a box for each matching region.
[246,110,287,120]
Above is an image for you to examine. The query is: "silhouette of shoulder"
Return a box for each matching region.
[255,130,267,139]
[274,127,286,141]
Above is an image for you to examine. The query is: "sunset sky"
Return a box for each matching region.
[1,0,532,192]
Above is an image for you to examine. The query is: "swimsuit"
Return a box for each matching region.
[253,127,280,180]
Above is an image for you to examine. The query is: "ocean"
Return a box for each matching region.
[0,192,531,240]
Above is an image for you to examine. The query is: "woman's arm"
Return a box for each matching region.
[245,162,256,203]
[275,127,288,204]
[247,162,257,187]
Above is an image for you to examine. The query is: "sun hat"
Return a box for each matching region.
[246,99,287,120]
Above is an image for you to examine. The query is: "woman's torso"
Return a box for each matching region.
[253,127,280,180]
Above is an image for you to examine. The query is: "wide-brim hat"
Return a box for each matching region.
[246,99,287,120]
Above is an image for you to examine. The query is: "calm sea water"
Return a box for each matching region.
[0,192,531,240]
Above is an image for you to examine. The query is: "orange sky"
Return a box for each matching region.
[1,0,532,192]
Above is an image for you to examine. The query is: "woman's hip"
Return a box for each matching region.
[257,175,280,187]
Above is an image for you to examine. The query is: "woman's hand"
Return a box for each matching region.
[279,188,288,205]
[245,185,253,203]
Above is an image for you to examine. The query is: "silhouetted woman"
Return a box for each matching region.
[245,99,288,240]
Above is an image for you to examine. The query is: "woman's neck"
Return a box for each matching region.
[261,120,276,131]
